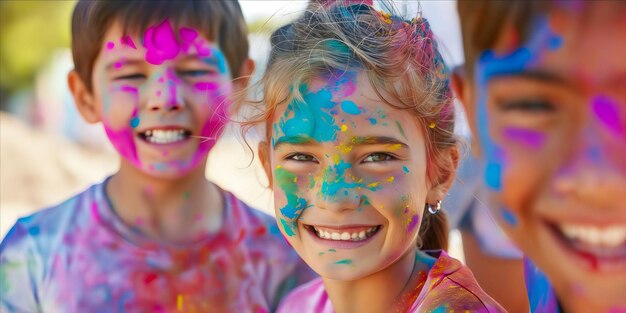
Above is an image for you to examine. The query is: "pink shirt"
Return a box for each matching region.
[0,178,315,312]
[277,251,505,313]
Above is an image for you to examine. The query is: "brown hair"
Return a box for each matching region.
[71,0,249,91]
[245,3,456,251]
[457,1,556,78]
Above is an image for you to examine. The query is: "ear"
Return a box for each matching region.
[68,70,100,124]
[258,140,273,188]
[426,146,460,204]
[232,58,255,92]
[451,68,481,157]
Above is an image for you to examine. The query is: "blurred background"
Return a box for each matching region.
[0,0,465,256]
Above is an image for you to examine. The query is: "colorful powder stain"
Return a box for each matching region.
[335,259,352,265]
[503,127,546,149]
[501,208,518,227]
[130,117,140,128]
[592,95,624,135]
[341,100,361,115]
[402,166,410,174]
[485,163,502,190]
[275,167,308,236]
[144,20,180,65]
[367,117,377,125]
[276,84,339,145]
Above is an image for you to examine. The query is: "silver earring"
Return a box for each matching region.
[426,200,442,215]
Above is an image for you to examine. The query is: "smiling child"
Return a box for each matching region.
[249,3,505,313]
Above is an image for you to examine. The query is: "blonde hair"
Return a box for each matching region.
[245,3,455,250]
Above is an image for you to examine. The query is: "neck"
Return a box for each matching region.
[324,247,420,313]
[106,160,223,243]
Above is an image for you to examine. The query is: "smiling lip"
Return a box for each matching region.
[303,224,382,249]
[137,126,192,145]
[546,220,626,272]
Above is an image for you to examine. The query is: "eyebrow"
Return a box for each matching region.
[351,136,409,148]
[495,69,572,87]
[105,59,144,72]
[273,135,314,149]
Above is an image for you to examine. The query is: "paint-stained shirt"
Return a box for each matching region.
[524,257,561,313]
[277,250,506,313]
[0,179,315,313]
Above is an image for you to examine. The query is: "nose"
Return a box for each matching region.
[314,164,362,212]
[552,97,626,209]
[146,69,184,112]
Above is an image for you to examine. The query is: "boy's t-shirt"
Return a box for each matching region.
[0,178,315,313]
[277,250,506,313]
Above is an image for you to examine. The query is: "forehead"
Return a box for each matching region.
[99,20,218,61]
[489,3,626,89]
[272,72,420,140]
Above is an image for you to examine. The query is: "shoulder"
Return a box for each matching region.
[416,251,506,313]
[277,278,331,313]
[1,182,102,255]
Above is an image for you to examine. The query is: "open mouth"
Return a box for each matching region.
[303,224,382,242]
[549,222,626,270]
[138,128,192,144]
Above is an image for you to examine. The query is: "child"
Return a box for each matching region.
[454,1,626,312]
[249,3,505,312]
[0,1,314,312]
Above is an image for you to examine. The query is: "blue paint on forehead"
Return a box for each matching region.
[474,16,562,191]
[276,84,339,144]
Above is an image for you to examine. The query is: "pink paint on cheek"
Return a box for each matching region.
[114,62,123,69]
[592,95,624,136]
[144,19,180,65]
[503,127,546,149]
[120,35,137,49]
[106,41,115,50]
[104,85,141,167]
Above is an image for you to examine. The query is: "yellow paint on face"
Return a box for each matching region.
[341,124,348,132]
[387,176,395,183]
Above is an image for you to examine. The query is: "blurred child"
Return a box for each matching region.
[454,1,626,312]
[0,1,314,312]
[250,3,505,312]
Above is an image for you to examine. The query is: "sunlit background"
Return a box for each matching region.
[0,0,465,258]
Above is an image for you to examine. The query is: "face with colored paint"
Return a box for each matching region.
[261,71,446,281]
[69,19,249,178]
[455,4,626,310]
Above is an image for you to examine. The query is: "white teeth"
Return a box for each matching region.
[313,226,379,242]
[143,129,187,144]
[559,224,626,248]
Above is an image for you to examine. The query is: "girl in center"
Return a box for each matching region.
[250,3,505,313]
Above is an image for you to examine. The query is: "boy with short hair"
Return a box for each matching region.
[0,1,314,312]
[454,1,626,312]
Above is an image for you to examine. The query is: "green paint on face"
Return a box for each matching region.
[396,121,407,140]
[328,249,337,253]
[275,166,308,236]
[335,259,352,265]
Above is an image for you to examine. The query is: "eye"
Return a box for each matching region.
[286,153,318,163]
[499,99,556,113]
[178,70,214,78]
[362,152,395,163]
[114,73,146,80]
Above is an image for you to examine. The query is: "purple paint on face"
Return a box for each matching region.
[106,41,115,50]
[407,214,419,233]
[144,20,180,65]
[592,95,624,135]
[194,82,219,91]
[121,35,137,49]
[114,62,123,69]
[503,127,546,149]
